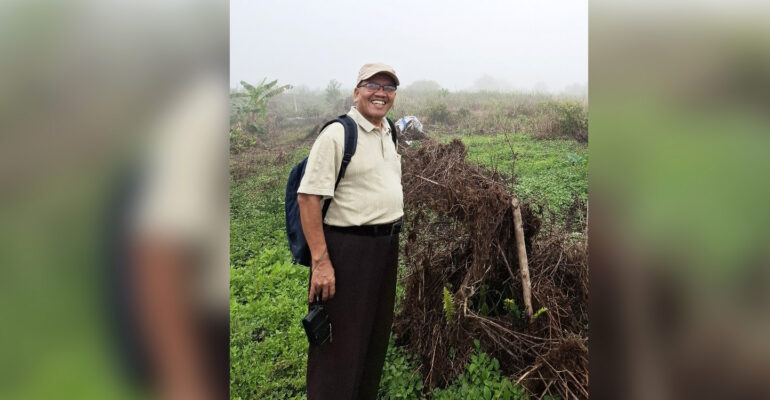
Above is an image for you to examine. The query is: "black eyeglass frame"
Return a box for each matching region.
[357,82,398,92]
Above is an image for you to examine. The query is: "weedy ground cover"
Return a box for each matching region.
[230,130,586,399]
[459,133,588,227]
[230,150,310,400]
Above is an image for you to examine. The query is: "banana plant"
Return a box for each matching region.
[232,78,292,134]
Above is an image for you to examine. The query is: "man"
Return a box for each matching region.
[114,73,229,400]
[297,63,403,400]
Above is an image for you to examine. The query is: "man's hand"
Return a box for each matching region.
[308,257,336,303]
[297,192,336,303]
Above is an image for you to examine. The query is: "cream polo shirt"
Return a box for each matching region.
[297,107,404,226]
[130,73,228,313]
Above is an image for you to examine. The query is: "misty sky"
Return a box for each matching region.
[230,0,587,92]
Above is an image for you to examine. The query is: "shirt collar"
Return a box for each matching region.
[349,107,389,135]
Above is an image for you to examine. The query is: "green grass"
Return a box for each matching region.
[230,132,586,399]
[457,133,588,220]
[230,247,308,400]
[229,149,310,400]
[431,340,529,400]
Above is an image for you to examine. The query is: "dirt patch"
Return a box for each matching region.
[230,145,293,182]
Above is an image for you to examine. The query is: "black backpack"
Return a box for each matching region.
[285,114,397,266]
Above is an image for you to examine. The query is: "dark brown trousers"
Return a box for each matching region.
[306,226,399,400]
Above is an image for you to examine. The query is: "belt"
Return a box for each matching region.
[325,220,403,236]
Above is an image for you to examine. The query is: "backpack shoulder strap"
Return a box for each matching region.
[387,117,397,148]
[321,114,357,218]
[336,114,358,183]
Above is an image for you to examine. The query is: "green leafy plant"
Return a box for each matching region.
[442,286,456,323]
[504,298,522,320]
[378,337,424,399]
[432,340,529,400]
[532,307,548,321]
[232,78,292,135]
[566,152,586,166]
[550,101,587,142]
[241,78,293,119]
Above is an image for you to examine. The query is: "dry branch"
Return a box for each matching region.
[394,138,588,399]
[512,196,534,320]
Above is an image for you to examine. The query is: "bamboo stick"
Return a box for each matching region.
[511,197,533,321]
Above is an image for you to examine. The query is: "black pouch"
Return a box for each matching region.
[302,297,332,346]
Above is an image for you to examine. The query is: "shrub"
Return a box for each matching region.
[431,340,529,400]
[378,337,424,399]
[229,126,257,154]
[325,79,342,107]
[427,103,452,124]
[456,107,472,120]
[552,101,587,142]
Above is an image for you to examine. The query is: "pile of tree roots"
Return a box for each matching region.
[394,138,588,399]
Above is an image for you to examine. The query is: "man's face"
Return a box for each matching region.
[353,73,397,125]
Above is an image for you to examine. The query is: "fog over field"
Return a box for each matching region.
[230,0,587,93]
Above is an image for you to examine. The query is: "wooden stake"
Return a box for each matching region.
[511,197,533,321]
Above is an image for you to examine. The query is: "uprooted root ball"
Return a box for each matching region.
[394,138,588,399]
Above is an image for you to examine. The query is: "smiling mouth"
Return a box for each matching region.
[371,99,387,106]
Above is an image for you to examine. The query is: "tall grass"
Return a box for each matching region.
[233,87,587,149]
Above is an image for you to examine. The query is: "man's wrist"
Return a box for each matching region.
[312,250,329,271]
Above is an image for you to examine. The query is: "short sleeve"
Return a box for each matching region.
[297,122,345,197]
[130,74,225,244]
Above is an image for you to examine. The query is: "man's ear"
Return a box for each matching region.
[353,87,360,104]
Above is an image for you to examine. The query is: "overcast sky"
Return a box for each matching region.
[230,0,587,92]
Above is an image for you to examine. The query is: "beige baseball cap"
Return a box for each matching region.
[356,62,400,87]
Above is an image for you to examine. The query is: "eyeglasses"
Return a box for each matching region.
[358,82,397,92]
